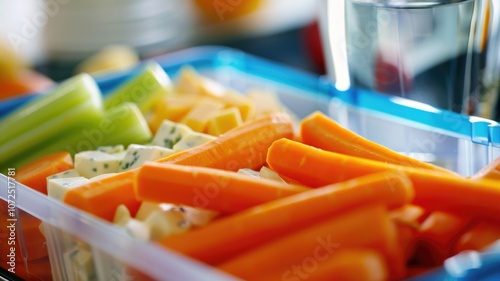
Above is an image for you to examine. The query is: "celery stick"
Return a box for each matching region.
[0,97,103,167]
[104,62,172,113]
[2,103,152,171]
[97,102,152,146]
[0,74,102,146]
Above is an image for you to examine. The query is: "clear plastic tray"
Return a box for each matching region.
[1,46,499,280]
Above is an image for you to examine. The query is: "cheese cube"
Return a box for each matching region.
[123,219,150,241]
[247,90,286,119]
[149,95,199,130]
[237,168,260,178]
[96,145,125,154]
[47,169,80,180]
[172,132,216,152]
[222,90,255,121]
[47,177,89,201]
[207,107,243,136]
[144,209,190,241]
[175,66,226,97]
[150,120,192,149]
[119,144,175,171]
[135,201,177,221]
[74,151,123,178]
[63,242,95,281]
[259,166,287,183]
[113,205,132,226]
[89,173,118,182]
[180,98,225,132]
[181,206,219,226]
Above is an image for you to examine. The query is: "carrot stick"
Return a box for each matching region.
[158,171,413,265]
[63,113,294,221]
[267,139,500,222]
[260,248,389,281]
[300,111,457,175]
[135,162,309,213]
[413,211,475,265]
[15,151,73,194]
[390,205,427,261]
[471,156,500,181]
[216,204,402,280]
[158,112,295,170]
[63,170,141,221]
[455,220,500,253]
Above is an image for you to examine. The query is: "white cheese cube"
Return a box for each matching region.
[172,132,216,152]
[89,173,118,182]
[144,209,190,241]
[135,201,177,221]
[237,168,260,178]
[47,177,89,201]
[74,151,123,178]
[63,242,96,281]
[47,169,80,180]
[96,144,125,154]
[113,205,132,226]
[181,206,219,227]
[150,120,192,149]
[123,219,150,241]
[119,144,175,171]
[259,166,287,183]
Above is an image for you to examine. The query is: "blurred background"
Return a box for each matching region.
[1,0,499,120]
[0,0,324,84]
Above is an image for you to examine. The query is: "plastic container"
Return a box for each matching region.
[1,46,500,280]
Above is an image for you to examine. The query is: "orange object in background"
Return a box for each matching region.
[193,0,262,21]
[0,70,54,100]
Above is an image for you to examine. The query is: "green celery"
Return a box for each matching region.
[104,62,172,113]
[0,74,102,146]
[3,103,152,171]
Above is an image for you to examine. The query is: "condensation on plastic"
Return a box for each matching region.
[1,46,500,280]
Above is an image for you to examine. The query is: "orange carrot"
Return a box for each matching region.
[63,113,294,221]
[159,171,413,265]
[135,162,309,213]
[216,204,402,280]
[158,112,295,170]
[471,156,500,181]
[300,111,457,175]
[413,211,475,265]
[63,170,141,221]
[267,139,500,222]
[16,151,73,194]
[261,248,389,281]
[455,220,500,253]
[390,205,427,261]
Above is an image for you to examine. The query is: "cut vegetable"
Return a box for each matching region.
[260,248,389,281]
[104,62,172,113]
[267,138,500,222]
[159,172,413,265]
[135,162,309,213]
[455,220,500,253]
[300,111,457,175]
[413,212,474,265]
[217,204,402,280]
[63,170,141,221]
[16,151,74,194]
[0,74,103,171]
[159,112,295,171]
[471,156,500,181]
